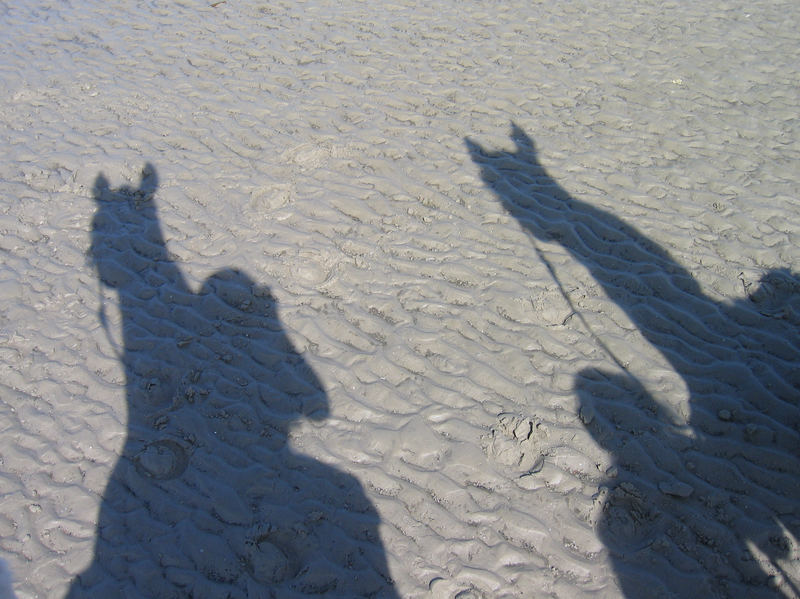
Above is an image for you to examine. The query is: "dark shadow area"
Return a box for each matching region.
[468,125,800,598]
[70,164,397,598]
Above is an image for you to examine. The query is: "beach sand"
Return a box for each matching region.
[1,1,798,597]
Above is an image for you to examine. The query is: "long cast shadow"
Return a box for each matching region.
[70,165,397,598]
[468,125,800,598]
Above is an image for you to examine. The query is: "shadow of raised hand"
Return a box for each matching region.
[71,164,397,598]
[468,125,800,598]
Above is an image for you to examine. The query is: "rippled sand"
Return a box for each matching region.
[1,1,798,597]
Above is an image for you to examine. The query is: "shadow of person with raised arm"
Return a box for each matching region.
[468,125,800,598]
[70,164,398,598]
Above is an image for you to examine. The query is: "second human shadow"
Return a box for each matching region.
[69,165,397,598]
[468,125,799,599]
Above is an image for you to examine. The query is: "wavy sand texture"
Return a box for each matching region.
[1,1,798,597]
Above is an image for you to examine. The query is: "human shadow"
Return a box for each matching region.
[70,164,397,598]
[468,125,800,598]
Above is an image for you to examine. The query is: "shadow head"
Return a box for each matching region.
[465,122,538,175]
[89,163,162,280]
[200,268,330,423]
